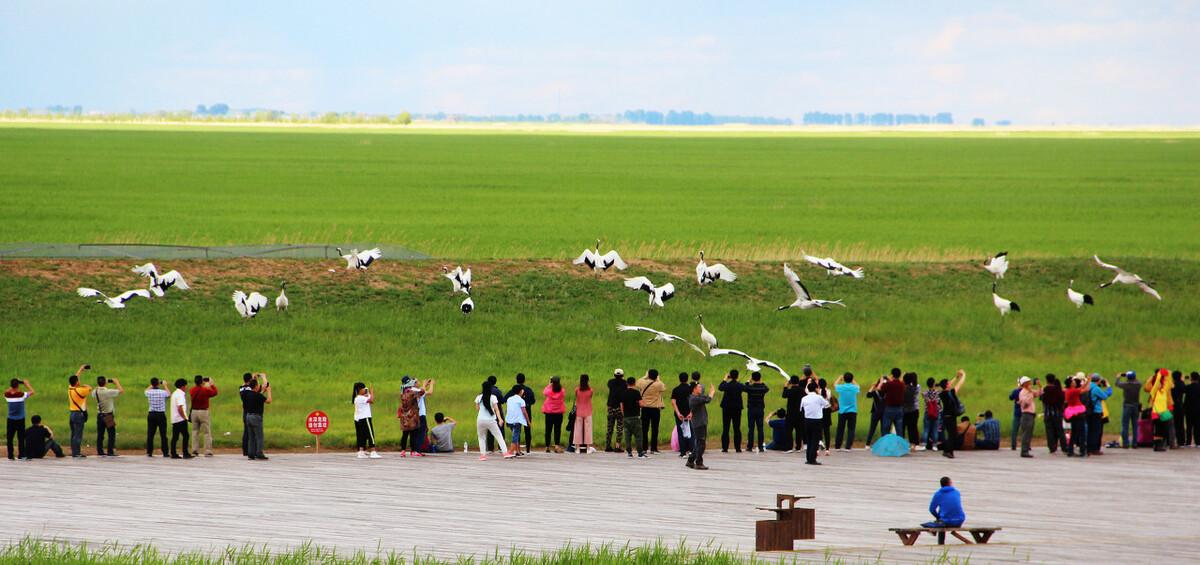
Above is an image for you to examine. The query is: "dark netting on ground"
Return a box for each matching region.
[0,244,430,260]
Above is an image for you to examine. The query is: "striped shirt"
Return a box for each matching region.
[145,388,170,412]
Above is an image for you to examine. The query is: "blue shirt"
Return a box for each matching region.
[145,388,170,412]
[835,383,860,414]
[6,392,28,420]
[1008,388,1021,416]
[977,418,1000,443]
[929,486,966,525]
[1090,386,1113,414]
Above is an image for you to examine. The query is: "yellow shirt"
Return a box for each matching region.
[635,378,666,409]
[68,384,92,412]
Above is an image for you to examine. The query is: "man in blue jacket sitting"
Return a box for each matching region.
[923,476,966,528]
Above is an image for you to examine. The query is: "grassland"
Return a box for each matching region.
[0,124,1197,450]
[1,125,1198,260]
[1,257,1195,449]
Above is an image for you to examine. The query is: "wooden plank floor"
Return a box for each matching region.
[3,446,1198,563]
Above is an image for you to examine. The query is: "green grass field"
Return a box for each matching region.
[0,124,1196,451]
[2,124,1198,260]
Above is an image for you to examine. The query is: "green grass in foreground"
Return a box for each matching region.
[0,537,975,565]
[1,257,1195,449]
[1,125,1198,260]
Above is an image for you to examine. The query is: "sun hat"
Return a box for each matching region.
[1018,376,1031,386]
[614,368,624,376]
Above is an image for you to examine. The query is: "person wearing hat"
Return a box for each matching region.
[1115,370,1142,448]
[1016,376,1041,458]
[1087,373,1113,455]
[604,369,626,452]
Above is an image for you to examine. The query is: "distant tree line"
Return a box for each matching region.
[0,104,413,125]
[621,109,793,126]
[802,112,954,126]
[416,112,594,123]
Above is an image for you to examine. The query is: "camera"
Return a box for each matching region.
[83,364,91,370]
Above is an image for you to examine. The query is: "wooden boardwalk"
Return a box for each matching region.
[4,446,1198,563]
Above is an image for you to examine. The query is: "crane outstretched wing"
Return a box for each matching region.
[1093,255,1123,273]
[782,264,811,300]
[600,250,627,271]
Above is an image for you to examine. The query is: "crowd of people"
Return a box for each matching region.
[6,364,1199,465]
[6,365,274,461]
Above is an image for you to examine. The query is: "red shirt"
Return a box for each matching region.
[882,379,907,407]
[189,385,218,410]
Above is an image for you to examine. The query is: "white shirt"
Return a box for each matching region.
[170,389,188,424]
[505,395,527,425]
[353,394,372,421]
[418,395,427,417]
[475,394,500,422]
[800,391,830,419]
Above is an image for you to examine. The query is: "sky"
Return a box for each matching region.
[2,1,1198,125]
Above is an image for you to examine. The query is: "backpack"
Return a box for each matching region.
[926,395,940,418]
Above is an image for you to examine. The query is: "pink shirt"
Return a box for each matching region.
[574,388,594,417]
[1018,387,1039,414]
[542,385,566,414]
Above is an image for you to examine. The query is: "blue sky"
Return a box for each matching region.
[2,1,1197,124]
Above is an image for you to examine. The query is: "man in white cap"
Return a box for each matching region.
[1017,376,1041,458]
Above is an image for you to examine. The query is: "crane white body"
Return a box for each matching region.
[132,263,190,297]
[77,288,151,309]
[572,240,627,272]
[623,276,676,307]
[778,264,844,310]
[233,290,268,318]
[992,283,1020,316]
[696,251,737,285]
[616,325,705,356]
[709,348,790,378]
[802,252,863,279]
[1094,255,1161,300]
[1067,280,1093,308]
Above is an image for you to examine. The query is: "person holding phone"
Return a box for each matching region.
[189,375,218,457]
[6,378,35,460]
[1016,376,1041,458]
[92,375,123,457]
[241,373,272,460]
[353,382,381,459]
[169,378,192,459]
[66,364,91,458]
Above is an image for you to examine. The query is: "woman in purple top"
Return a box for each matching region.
[542,376,566,452]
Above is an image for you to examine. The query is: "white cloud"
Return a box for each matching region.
[923,21,965,57]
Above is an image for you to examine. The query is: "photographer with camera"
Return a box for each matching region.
[145,378,170,457]
[189,375,218,457]
[6,378,35,460]
[93,375,123,457]
[1016,376,1041,458]
[169,378,192,459]
[241,373,272,460]
[1087,374,1113,455]
[66,364,91,458]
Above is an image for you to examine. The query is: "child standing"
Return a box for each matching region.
[353,382,381,459]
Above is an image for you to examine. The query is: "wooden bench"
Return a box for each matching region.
[889,526,1001,546]
[755,494,816,551]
